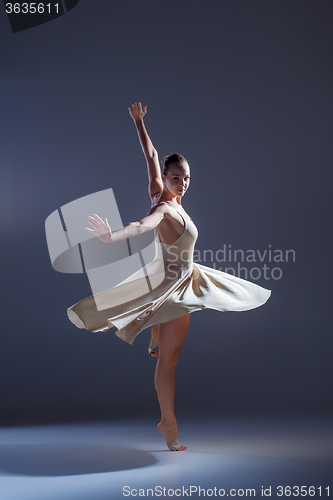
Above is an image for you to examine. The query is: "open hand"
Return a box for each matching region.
[85,213,112,243]
[128,101,147,121]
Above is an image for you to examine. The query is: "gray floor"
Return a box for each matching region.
[0,417,332,499]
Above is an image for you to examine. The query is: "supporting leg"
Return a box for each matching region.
[154,313,190,451]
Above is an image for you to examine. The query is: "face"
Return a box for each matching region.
[162,162,190,197]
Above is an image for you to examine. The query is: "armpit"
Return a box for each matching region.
[151,192,163,207]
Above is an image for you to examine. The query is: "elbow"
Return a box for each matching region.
[137,220,155,233]
[147,147,157,159]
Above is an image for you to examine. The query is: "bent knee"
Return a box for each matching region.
[173,346,182,362]
[159,346,182,366]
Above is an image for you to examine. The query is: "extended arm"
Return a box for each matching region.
[85,205,165,243]
[128,102,163,198]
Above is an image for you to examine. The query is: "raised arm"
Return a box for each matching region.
[85,204,165,243]
[128,102,163,199]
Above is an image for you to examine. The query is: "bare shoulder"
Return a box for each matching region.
[147,201,170,217]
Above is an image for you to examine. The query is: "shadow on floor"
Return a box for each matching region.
[0,444,157,476]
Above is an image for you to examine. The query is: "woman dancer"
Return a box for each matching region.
[68,102,271,451]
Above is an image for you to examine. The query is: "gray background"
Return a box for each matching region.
[0,0,332,425]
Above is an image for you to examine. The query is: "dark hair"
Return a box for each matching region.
[161,153,189,175]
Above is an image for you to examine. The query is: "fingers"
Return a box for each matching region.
[88,214,103,225]
[85,227,94,232]
[131,102,146,110]
[87,216,98,227]
[87,214,111,230]
[93,213,104,223]
[129,102,147,119]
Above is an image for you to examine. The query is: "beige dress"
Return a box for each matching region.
[67,210,271,344]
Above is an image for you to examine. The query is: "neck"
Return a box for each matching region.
[159,189,181,206]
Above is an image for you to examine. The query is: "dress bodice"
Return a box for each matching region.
[155,211,198,279]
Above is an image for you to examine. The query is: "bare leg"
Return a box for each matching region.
[154,313,190,451]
